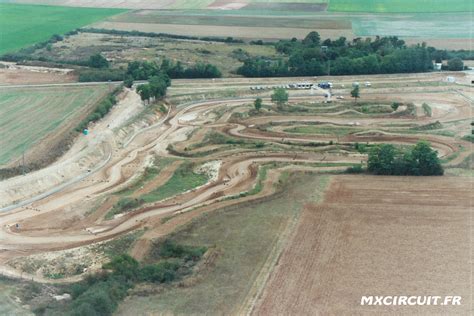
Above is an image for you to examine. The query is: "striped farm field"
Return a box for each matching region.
[328,0,472,13]
[0,85,109,166]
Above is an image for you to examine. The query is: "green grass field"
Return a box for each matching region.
[0,85,109,165]
[0,3,125,54]
[328,0,472,13]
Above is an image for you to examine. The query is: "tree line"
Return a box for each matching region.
[75,86,123,132]
[237,32,452,77]
[79,58,221,82]
[127,59,221,80]
[81,27,244,44]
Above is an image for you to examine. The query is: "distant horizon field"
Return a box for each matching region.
[328,0,472,13]
[100,9,471,48]
[0,3,125,54]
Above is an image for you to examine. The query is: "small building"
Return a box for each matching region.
[296,82,313,89]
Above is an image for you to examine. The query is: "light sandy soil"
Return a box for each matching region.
[253,175,473,315]
[0,62,75,85]
[0,71,471,286]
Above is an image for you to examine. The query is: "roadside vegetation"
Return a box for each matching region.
[75,86,123,132]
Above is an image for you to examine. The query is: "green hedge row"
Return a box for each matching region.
[75,86,122,132]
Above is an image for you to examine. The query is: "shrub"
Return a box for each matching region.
[462,134,474,143]
[78,69,125,82]
[157,240,207,261]
[139,261,180,283]
[88,53,109,68]
[75,87,122,132]
[115,197,145,212]
[422,103,432,117]
[103,254,139,281]
[391,102,401,111]
[345,165,364,174]
[447,57,464,71]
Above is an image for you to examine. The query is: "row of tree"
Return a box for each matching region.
[237,32,437,77]
[78,58,222,82]
[127,59,221,80]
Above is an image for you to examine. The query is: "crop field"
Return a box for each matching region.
[0,3,125,54]
[255,175,473,314]
[0,85,109,166]
[328,0,472,13]
[94,8,472,48]
[92,21,354,41]
[352,12,472,39]
[4,0,329,10]
[4,1,468,49]
[108,11,350,29]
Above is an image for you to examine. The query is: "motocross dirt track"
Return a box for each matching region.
[0,71,472,294]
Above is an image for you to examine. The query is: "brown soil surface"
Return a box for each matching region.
[0,68,76,85]
[253,175,473,315]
